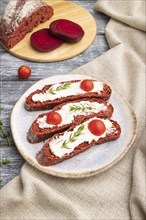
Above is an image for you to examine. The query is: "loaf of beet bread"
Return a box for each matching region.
[0,0,54,49]
[25,79,112,111]
[27,98,114,143]
[36,117,121,166]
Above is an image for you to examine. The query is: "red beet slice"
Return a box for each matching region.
[30,28,64,52]
[50,19,85,43]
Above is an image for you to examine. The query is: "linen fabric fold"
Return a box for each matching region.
[0,0,145,219]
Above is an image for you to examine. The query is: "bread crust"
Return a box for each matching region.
[25,80,112,111]
[0,4,53,49]
[27,98,114,143]
[36,117,121,166]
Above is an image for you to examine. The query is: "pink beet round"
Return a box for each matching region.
[50,19,85,43]
[30,28,64,52]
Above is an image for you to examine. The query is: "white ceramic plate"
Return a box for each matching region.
[11,74,137,178]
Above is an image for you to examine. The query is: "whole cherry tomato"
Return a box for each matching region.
[18,65,31,79]
[80,79,94,92]
[88,119,106,136]
[46,111,62,125]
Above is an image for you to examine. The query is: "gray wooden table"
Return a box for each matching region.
[0,0,109,188]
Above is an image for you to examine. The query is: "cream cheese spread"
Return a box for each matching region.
[32,81,104,102]
[37,101,108,129]
[49,118,116,158]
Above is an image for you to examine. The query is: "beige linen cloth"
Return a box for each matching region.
[0,0,145,219]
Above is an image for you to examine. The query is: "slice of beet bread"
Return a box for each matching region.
[25,80,112,111]
[36,116,121,166]
[27,98,114,143]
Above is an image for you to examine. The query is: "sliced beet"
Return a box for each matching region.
[30,28,64,52]
[50,19,85,43]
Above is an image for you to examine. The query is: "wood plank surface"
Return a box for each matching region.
[0,0,109,188]
[1,35,109,81]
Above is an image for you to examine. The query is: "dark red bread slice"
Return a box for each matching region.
[27,98,114,143]
[30,29,64,52]
[36,117,121,166]
[0,0,54,49]
[49,19,85,42]
[25,80,112,111]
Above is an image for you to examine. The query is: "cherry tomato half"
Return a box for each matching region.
[80,79,94,92]
[46,111,62,125]
[18,65,31,79]
[88,119,106,136]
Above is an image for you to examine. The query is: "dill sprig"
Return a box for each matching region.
[70,104,96,112]
[0,159,11,166]
[0,101,10,146]
[48,82,71,95]
[61,124,85,149]
[0,159,11,185]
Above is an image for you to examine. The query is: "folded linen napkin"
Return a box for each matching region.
[0,0,145,219]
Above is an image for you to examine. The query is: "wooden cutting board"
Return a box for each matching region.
[8,0,97,62]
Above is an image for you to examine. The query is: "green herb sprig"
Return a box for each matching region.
[70,104,96,112]
[61,124,85,149]
[0,159,11,166]
[0,121,10,146]
[48,82,71,95]
[0,101,10,146]
[0,159,11,185]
